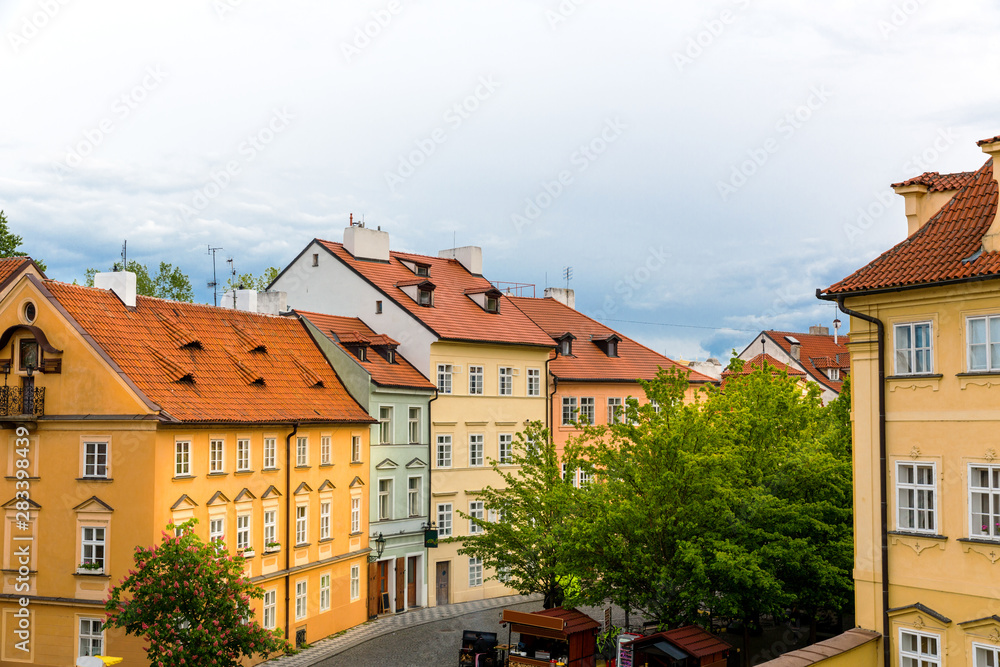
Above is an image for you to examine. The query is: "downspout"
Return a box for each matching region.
[825,291,888,666]
[284,422,299,645]
[426,388,438,608]
[546,355,557,434]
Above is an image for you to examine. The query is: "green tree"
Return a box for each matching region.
[0,210,46,271]
[85,260,194,302]
[105,520,290,666]
[225,267,280,293]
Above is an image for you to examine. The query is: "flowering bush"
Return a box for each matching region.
[104,520,291,666]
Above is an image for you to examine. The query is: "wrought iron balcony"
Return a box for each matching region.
[0,386,44,417]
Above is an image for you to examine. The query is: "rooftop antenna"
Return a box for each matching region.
[563,266,573,290]
[207,245,223,307]
[120,240,127,270]
[226,257,238,309]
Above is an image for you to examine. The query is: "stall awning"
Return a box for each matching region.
[646,641,689,660]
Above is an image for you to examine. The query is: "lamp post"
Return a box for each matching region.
[367,532,386,563]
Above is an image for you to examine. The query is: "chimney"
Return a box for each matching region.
[790,341,801,361]
[439,246,482,275]
[256,291,287,316]
[980,138,1000,252]
[343,224,390,262]
[544,287,575,309]
[808,325,829,336]
[94,271,137,308]
[221,289,257,313]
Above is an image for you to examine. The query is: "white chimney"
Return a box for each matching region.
[439,246,482,275]
[221,289,257,313]
[343,225,390,262]
[544,287,575,309]
[256,291,288,315]
[94,271,137,308]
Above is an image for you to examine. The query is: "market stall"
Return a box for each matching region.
[624,626,732,667]
[501,607,600,667]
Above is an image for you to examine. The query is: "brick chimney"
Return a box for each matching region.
[808,325,829,336]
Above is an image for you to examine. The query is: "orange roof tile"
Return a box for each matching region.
[0,257,42,290]
[723,353,806,378]
[41,280,374,424]
[315,241,555,348]
[295,310,435,391]
[824,156,1000,295]
[891,171,977,192]
[761,330,848,393]
[509,296,716,384]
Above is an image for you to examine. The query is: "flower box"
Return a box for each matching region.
[239,549,255,558]
[77,562,103,575]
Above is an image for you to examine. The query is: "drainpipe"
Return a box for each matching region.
[426,388,438,607]
[284,422,299,646]
[824,291,889,666]
[546,356,557,434]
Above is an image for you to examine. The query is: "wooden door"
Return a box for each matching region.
[436,561,450,606]
[395,557,406,612]
[367,562,379,619]
[407,556,418,607]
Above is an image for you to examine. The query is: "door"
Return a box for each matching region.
[395,557,406,612]
[436,561,450,606]
[367,562,379,619]
[407,556,418,607]
[378,560,390,612]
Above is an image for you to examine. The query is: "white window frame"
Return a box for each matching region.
[499,367,513,396]
[974,642,1000,667]
[236,513,251,551]
[968,315,1000,373]
[320,502,331,540]
[527,368,541,396]
[236,438,250,471]
[437,364,453,394]
[210,516,225,544]
[970,463,1000,540]
[408,476,421,517]
[379,406,393,444]
[81,526,106,569]
[351,497,361,533]
[263,510,276,547]
[78,617,105,658]
[436,434,452,468]
[320,573,331,612]
[607,397,624,424]
[352,435,362,463]
[350,564,361,600]
[263,589,276,629]
[321,435,331,465]
[378,479,393,521]
[469,501,485,534]
[469,434,484,467]
[437,503,453,537]
[469,556,483,587]
[296,505,308,545]
[175,440,191,476]
[295,580,307,620]
[828,368,840,381]
[209,439,225,473]
[894,321,933,375]
[499,433,513,465]
[580,397,595,424]
[898,628,940,667]
[296,436,308,467]
[896,461,936,534]
[263,437,277,469]
[83,441,109,478]
[408,407,421,444]
[562,397,577,425]
[469,365,484,395]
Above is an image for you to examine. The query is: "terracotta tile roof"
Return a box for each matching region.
[295,310,435,391]
[533,607,601,635]
[0,257,42,291]
[979,136,1000,146]
[824,157,1000,295]
[629,626,732,659]
[509,296,716,384]
[891,171,977,192]
[41,280,374,424]
[723,353,806,378]
[761,330,848,393]
[315,240,554,347]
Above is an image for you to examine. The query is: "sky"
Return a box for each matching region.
[3,0,999,361]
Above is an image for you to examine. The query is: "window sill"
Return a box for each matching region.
[957,372,1000,377]
[235,470,255,475]
[208,472,228,477]
[350,461,363,466]
[888,530,947,540]
[886,374,943,380]
[319,463,334,468]
[350,531,363,537]
[318,537,334,544]
[295,466,312,470]
[294,543,311,549]
[958,537,1000,546]
[262,467,280,473]
[173,475,195,480]
[74,571,109,578]
[77,477,113,482]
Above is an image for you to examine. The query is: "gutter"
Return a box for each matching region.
[818,288,889,666]
[284,422,299,645]
[427,388,439,526]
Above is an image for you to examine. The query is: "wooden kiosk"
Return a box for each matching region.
[624,626,732,667]
[501,607,600,667]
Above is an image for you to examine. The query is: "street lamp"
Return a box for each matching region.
[367,532,386,563]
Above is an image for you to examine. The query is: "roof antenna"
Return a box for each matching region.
[120,240,127,271]
[226,257,237,308]
[207,245,223,307]
[563,266,573,290]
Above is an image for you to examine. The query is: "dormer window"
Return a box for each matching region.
[828,368,840,381]
[464,286,502,313]
[485,296,499,313]
[346,344,368,362]
[373,345,397,364]
[415,264,429,277]
[607,340,618,357]
[418,288,433,307]
[555,333,576,356]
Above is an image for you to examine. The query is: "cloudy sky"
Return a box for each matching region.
[3,0,998,360]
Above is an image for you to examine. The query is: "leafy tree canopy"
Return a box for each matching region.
[85,260,194,302]
[225,267,280,293]
[0,210,46,272]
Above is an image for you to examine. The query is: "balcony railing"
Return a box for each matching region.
[0,386,45,417]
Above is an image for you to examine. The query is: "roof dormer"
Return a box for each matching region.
[554,332,576,356]
[399,259,431,277]
[465,286,503,314]
[396,278,435,307]
[591,333,622,358]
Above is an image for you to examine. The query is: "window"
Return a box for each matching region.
[415,264,429,277]
[263,589,276,629]
[580,397,595,424]
[469,434,484,467]
[968,315,1000,372]
[499,367,513,395]
[350,564,361,600]
[607,340,618,357]
[311,252,319,267]
[19,338,38,371]
[527,368,540,396]
[437,364,453,394]
[320,573,331,611]
[418,288,433,306]
[499,434,513,465]
[210,517,225,544]
[408,407,421,444]
[562,397,577,425]
[264,510,276,547]
[236,514,250,551]
[209,439,225,473]
[607,397,624,424]
[469,501,484,534]
[320,502,331,540]
[351,497,360,533]
[314,436,328,466]
[295,580,307,620]
[236,438,250,471]
[971,465,1000,539]
[828,368,840,381]
[436,435,452,468]
[897,462,936,533]
[84,441,108,478]
[975,643,1000,667]
[559,338,572,356]
[352,435,362,463]
[175,441,191,476]
[375,300,383,314]
[485,295,499,313]
[408,477,421,517]
[894,322,932,375]
[469,365,484,395]
[437,503,453,537]
[378,479,393,520]
[81,526,105,569]
[469,556,483,587]
[78,618,104,658]
[296,505,308,545]
[296,436,308,466]
[379,406,393,444]
[264,437,276,469]
[899,629,939,667]
[579,468,593,487]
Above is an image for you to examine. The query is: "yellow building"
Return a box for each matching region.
[816,135,1000,667]
[0,271,375,665]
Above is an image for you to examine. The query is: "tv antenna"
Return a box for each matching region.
[207,245,223,307]
[563,266,573,290]
[226,257,239,308]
